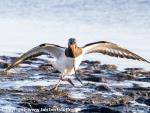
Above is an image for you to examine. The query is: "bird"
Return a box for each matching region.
[5,38,150,90]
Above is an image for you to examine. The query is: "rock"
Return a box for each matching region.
[99,64,117,71]
[144,99,150,106]
[39,64,54,71]
[124,68,150,76]
[52,70,60,73]
[95,85,111,91]
[116,72,134,81]
[99,107,121,113]
[93,70,103,74]
[19,99,49,110]
[125,68,144,71]
[123,91,136,98]
[136,97,146,103]
[135,77,150,82]
[0,62,9,69]
[83,75,107,83]
[0,56,16,61]
[125,85,150,91]
[81,105,121,113]
[81,60,101,70]
[81,60,101,65]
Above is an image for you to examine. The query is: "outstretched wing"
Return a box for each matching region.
[5,43,65,71]
[83,41,150,63]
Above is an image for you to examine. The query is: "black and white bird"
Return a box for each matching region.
[5,38,150,90]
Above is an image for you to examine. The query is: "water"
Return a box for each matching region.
[0,0,150,70]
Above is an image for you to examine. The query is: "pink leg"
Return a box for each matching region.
[50,75,75,91]
[50,79,61,91]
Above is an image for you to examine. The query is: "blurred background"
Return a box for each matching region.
[0,0,149,70]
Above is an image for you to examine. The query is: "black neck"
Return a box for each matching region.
[65,47,82,58]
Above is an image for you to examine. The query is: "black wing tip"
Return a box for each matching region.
[84,41,109,48]
[143,59,150,64]
[39,43,49,47]
[39,43,65,48]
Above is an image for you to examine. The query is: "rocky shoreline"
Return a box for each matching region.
[0,55,150,113]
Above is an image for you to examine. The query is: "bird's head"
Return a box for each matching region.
[68,38,77,47]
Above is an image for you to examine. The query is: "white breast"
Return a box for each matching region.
[53,52,84,76]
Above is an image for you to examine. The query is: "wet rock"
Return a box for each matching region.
[93,70,103,74]
[124,91,150,98]
[82,94,106,104]
[136,97,146,103]
[95,85,111,91]
[115,72,134,81]
[124,68,150,76]
[124,85,150,91]
[144,99,150,106]
[55,97,78,106]
[81,60,101,70]
[135,77,150,82]
[0,62,8,69]
[83,75,107,83]
[99,64,117,71]
[19,99,49,112]
[99,107,121,113]
[109,96,131,106]
[52,70,60,73]
[123,91,136,98]
[80,105,121,113]
[0,56,16,61]
[39,64,54,71]
[81,60,101,65]
[125,68,144,71]
[82,94,131,106]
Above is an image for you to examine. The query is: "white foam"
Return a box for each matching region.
[0,79,59,89]
[108,80,150,92]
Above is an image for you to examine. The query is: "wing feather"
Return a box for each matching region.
[83,41,150,63]
[5,43,65,71]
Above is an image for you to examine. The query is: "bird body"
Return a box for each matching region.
[55,53,83,75]
[53,51,77,75]
[5,38,150,90]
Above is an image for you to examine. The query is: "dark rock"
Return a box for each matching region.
[83,75,107,83]
[81,60,101,65]
[135,77,150,82]
[19,99,49,109]
[124,91,136,98]
[99,107,121,113]
[144,99,150,106]
[39,64,54,71]
[93,70,103,74]
[81,60,101,70]
[136,97,146,103]
[0,62,9,69]
[0,56,16,61]
[55,97,78,105]
[95,85,111,91]
[99,64,117,71]
[124,68,150,76]
[81,105,121,113]
[125,68,144,71]
[82,94,105,104]
[52,70,60,73]
[124,90,150,98]
[116,72,134,81]
[124,86,150,91]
